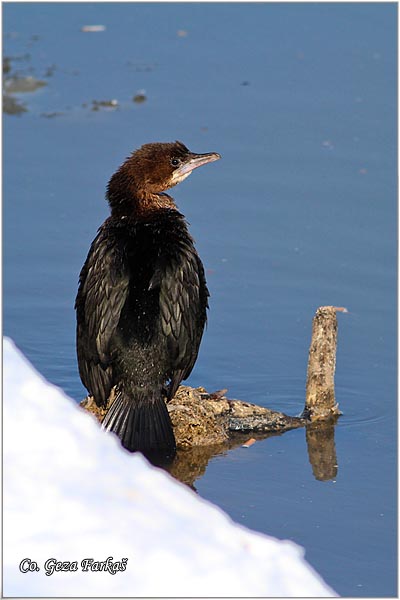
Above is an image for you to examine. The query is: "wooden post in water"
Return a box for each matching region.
[302,306,346,421]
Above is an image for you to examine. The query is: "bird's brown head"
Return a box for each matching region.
[107,141,220,214]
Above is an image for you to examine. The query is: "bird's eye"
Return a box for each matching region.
[171,158,181,167]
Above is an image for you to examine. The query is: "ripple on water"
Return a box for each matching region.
[333,386,389,430]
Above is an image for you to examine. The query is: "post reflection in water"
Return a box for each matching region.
[305,418,339,482]
[166,419,340,489]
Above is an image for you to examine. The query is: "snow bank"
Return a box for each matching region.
[3,337,336,597]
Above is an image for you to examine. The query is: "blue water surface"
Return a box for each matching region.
[3,3,397,596]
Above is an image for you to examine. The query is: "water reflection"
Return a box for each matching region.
[305,418,339,482]
[165,420,339,488]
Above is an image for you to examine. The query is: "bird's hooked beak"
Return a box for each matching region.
[177,151,221,177]
[177,152,221,176]
[169,150,221,187]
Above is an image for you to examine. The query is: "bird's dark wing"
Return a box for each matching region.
[75,225,130,406]
[153,239,209,400]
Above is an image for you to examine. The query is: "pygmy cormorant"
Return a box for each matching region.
[75,141,220,458]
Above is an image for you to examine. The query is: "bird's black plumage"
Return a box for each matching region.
[75,141,220,458]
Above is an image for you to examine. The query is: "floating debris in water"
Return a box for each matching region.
[40,111,65,119]
[4,76,47,94]
[91,99,118,111]
[3,57,11,74]
[242,438,257,448]
[133,90,147,104]
[3,94,27,115]
[81,25,106,32]
[5,52,31,64]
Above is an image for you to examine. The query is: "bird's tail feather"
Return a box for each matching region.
[101,388,176,458]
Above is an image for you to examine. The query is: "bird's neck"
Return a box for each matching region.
[107,169,176,217]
